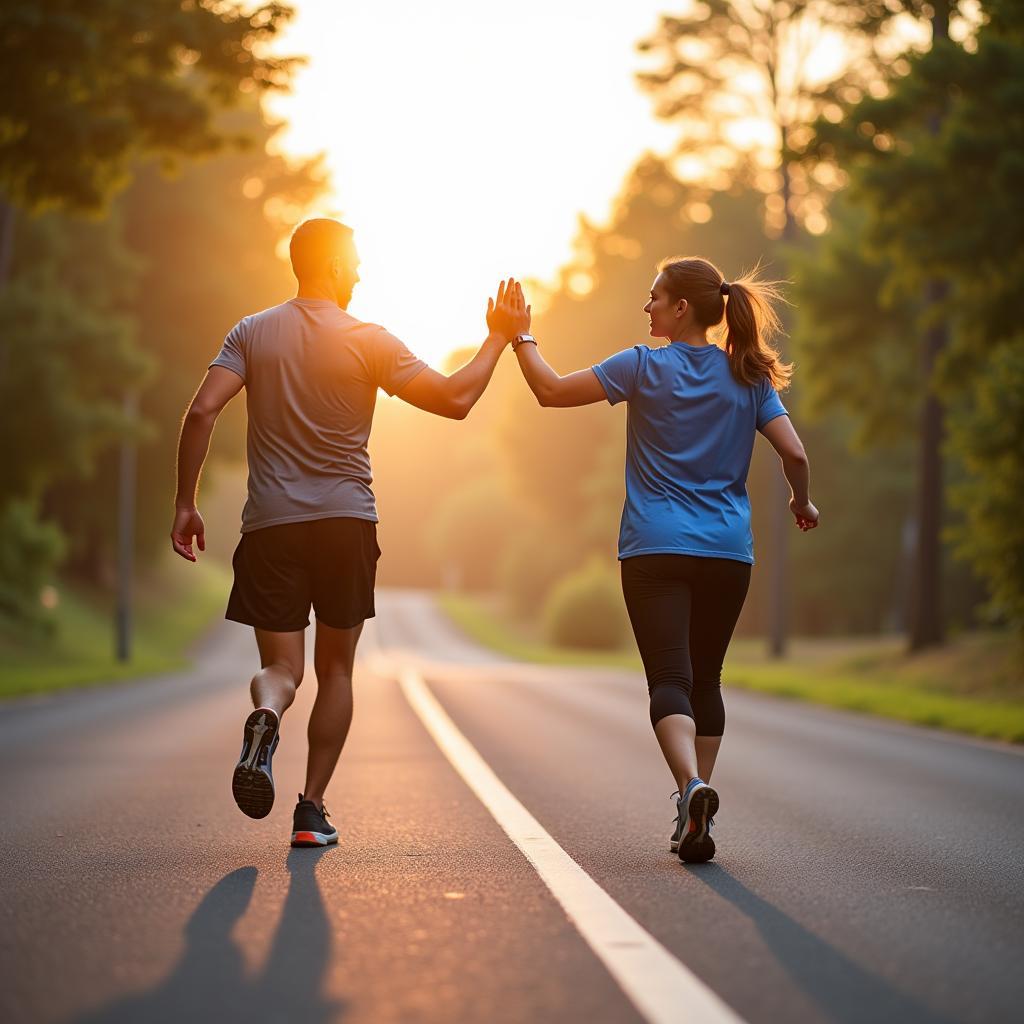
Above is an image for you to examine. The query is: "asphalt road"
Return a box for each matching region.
[1,589,1022,1024]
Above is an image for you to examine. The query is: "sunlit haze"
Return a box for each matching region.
[266,1,681,366]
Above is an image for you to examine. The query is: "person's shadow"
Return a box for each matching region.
[77,850,343,1024]
[689,863,957,1024]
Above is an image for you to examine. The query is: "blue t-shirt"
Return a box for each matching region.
[592,342,787,564]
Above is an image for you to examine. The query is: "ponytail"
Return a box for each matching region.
[657,256,791,391]
[723,266,791,391]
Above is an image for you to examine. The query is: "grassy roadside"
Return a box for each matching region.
[439,592,1024,744]
[0,559,230,700]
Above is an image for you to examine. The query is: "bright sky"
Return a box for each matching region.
[265,0,680,366]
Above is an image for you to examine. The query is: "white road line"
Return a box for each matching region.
[399,668,747,1024]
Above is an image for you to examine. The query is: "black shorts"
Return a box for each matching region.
[226,517,380,632]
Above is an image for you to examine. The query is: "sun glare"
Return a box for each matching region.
[264,1,907,369]
[264,1,681,368]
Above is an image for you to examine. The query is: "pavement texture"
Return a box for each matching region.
[1,588,1022,1024]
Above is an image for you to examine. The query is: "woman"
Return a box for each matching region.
[506,259,818,864]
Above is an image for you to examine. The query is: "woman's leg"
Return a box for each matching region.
[621,556,699,791]
[688,558,752,781]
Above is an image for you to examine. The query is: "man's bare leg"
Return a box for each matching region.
[232,629,305,819]
[251,628,305,717]
[301,620,363,809]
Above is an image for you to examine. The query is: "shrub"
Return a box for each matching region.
[498,527,579,619]
[543,558,628,649]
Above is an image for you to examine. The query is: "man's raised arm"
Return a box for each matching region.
[395,279,530,419]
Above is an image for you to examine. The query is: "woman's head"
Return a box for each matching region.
[646,255,791,391]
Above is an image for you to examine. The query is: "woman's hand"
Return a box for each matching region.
[789,499,819,532]
[486,278,531,342]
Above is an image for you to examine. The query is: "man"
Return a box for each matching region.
[171,218,529,847]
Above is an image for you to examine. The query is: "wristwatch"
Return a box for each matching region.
[512,334,537,351]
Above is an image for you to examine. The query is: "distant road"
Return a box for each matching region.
[1,589,1022,1023]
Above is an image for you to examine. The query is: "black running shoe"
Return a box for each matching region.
[291,794,338,847]
[231,708,280,819]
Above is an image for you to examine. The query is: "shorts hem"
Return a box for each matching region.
[314,609,375,630]
[225,610,311,632]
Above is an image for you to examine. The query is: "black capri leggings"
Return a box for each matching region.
[621,554,751,736]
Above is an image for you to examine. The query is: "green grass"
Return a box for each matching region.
[439,592,1024,744]
[0,559,230,699]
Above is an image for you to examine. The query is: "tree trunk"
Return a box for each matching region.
[908,2,950,652]
[0,194,15,288]
[116,392,138,663]
[909,282,948,650]
[767,160,797,658]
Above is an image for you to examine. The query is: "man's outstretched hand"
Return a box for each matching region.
[486,278,531,341]
[171,506,206,562]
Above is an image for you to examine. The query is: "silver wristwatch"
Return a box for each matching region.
[512,333,537,351]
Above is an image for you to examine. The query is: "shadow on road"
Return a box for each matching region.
[75,850,343,1023]
[690,864,956,1024]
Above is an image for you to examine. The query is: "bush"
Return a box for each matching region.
[0,499,65,633]
[543,558,628,650]
[498,527,580,619]
[426,476,512,591]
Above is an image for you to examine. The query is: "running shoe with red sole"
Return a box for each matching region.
[291,795,338,847]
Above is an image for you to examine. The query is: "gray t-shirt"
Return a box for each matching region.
[210,298,426,533]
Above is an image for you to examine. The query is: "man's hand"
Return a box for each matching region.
[171,506,206,562]
[486,278,531,341]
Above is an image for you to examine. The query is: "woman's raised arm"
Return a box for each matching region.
[511,283,608,407]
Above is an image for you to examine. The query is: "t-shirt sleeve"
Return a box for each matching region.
[369,327,427,396]
[592,346,644,406]
[756,377,788,430]
[209,318,248,382]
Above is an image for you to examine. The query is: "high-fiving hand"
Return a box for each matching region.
[486,278,531,342]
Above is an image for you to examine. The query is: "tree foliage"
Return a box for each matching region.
[0,0,298,211]
[636,0,914,234]
[0,211,149,621]
[803,0,1024,634]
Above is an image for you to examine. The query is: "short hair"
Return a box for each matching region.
[288,218,355,280]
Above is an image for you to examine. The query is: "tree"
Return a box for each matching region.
[636,2,919,238]
[0,211,149,623]
[807,0,1023,642]
[0,1,297,214]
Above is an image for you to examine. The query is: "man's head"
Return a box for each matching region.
[289,218,360,308]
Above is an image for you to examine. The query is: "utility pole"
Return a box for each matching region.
[116,391,138,662]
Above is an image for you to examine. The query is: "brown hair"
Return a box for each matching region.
[656,256,791,391]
